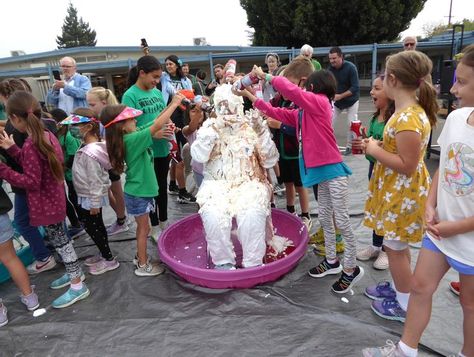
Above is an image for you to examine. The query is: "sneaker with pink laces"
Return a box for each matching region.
[89,258,120,275]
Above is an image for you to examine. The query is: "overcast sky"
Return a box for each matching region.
[1,0,472,58]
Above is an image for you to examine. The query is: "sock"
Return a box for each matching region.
[371,245,382,251]
[326,258,338,265]
[179,188,187,195]
[395,289,410,311]
[70,281,83,291]
[286,205,295,213]
[169,180,176,187]
[301,212,310,219]
[277,176,283,185]
[117,216,126,226]
[398,341,418,357]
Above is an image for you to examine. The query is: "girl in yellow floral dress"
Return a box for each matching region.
[360,50,439,332]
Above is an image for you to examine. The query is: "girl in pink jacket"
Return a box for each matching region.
[0,91,89,309]
[241,66,364,294]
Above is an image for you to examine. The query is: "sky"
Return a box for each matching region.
[1,0,472,58]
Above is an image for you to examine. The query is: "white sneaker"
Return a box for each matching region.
[356,246,380,261]
[149,225,162,243]
[134,260,165,277]
[27,255,57,275]
[373,250,389,270]
[301,216,313,232]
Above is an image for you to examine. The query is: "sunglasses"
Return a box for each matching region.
[404,43,416,47]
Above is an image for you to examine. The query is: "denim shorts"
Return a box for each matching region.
[124,193,155,217]
[0,214,14,244]
[422,235,474,275]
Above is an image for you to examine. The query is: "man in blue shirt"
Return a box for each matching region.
[47,56,91,115]
[328,47,360,155]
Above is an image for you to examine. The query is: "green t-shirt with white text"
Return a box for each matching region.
[123,124,158,197]
[122,85,168,158]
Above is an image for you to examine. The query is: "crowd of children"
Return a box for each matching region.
[0,44,473,357]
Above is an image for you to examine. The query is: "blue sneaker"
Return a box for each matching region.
[52,284,90,309]
[50,273,86,290]
[365,281,396,301]
[371,298,406,322]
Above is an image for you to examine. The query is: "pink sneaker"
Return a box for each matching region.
[106,222,129,236]
[84,255,103,267]
[89,258,120,275]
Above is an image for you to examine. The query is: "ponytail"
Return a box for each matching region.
[126,66,139,89]
[417,78,439,128]
[26,112,64,182]
[99,105,127,174]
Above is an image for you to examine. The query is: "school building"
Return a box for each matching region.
[0,31,472,102]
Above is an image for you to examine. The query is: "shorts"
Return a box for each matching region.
[108,170,121,183]
[422,235,474,275]
[0,214,14,244]
[124,193,155,217]
[279,158,302,187]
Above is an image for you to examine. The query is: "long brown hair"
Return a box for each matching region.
[385,51,439,127]
[99,104,127,174]
[6,91,64,181]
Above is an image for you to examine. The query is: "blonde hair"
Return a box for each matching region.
[385,51,439,127]
[88,87,119,105]
[283,55,314,80]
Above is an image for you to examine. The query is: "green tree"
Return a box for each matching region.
[240,0,426,47]
[56,2,97,48]
[422,18,474,38]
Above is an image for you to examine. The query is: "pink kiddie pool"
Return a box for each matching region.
[158,209,309,289]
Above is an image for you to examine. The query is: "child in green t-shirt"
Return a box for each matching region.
[100,94,183,277]
[353,75,394,271]
[57,110,84,238]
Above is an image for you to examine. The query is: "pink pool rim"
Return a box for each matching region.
[158,209,309,289]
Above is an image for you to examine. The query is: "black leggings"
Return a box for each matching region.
[79,207,113,260]
[149,156,170,226]
[368,161,384,248]
[66,180,82,227]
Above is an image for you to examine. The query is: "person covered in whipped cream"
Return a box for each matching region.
[191,84,279,269]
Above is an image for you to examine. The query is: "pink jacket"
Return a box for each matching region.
[0,131,66,226]
[254,76,342,168]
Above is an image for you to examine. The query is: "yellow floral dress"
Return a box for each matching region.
[364,105,431,243]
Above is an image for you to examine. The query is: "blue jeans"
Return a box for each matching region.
[14,193,51,261]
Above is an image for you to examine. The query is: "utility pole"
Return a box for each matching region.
[448,0,453,25]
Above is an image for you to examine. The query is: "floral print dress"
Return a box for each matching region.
[364,105,431,243]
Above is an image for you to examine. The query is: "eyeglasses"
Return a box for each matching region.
[60,65,74,69]
[404,43,416,47]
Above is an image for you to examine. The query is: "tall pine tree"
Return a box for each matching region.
[56,2,97,48]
